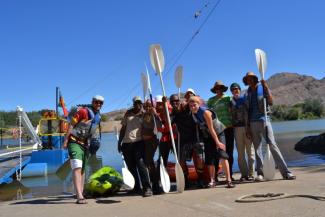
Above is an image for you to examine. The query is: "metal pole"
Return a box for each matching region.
[18,114,22,181]
[0,128,3,148]
[56,87,59,118]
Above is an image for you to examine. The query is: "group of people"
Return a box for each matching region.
[63,71,296,204]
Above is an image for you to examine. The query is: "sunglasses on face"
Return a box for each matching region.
[231,88,239,92]
[171,99,179,103]
[94,100,104,105]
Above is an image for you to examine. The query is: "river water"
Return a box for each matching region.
[0,119,324,201]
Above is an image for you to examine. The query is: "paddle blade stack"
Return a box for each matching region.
[255,49,267,79]
[141,72,148,100]
[150,44,165,74]
[174,65,183,88]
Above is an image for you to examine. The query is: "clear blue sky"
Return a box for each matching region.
[1,0,324,113]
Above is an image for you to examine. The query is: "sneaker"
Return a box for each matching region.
[239,176,248,182]
[207,181,216,188]
[283,173,296,180]
[142,188,153,197]
[255,175,264,182]
[247,176,254,181]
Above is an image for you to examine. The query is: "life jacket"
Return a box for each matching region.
[192,106,225,139]
[70,106,101,143]
[230,95,247,127]
[245,83,271,117]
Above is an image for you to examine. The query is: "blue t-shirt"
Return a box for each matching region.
[249,90,264,121]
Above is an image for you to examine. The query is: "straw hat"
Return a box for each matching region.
[242,71,259,85]
[210,80,228,93]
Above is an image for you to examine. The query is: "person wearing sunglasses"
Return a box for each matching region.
[230,83,255,182]
[63,95,104,204]
[169,92,205,189]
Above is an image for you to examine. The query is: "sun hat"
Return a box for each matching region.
[242,71,259,86]
[210,80,228,93]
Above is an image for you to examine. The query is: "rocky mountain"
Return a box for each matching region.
[267,72,325,106]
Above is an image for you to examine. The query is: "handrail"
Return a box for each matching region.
[16,106,42,147]
[0,143,38,157]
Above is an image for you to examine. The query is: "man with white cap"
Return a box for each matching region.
[63,95,104,204]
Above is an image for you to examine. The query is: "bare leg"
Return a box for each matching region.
[220,159,231,182]
[207,165,215,184]
[220,159,235,188]
[72,168,84,199]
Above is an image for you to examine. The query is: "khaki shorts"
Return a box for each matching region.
[68,142,89,172]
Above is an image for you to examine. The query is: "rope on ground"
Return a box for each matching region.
[235,193,325,203]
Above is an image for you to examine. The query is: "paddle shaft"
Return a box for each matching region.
[157,73,179,164]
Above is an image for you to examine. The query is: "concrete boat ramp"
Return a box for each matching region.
[1,165,325,217]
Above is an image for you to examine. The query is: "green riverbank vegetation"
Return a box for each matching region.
[271,99,324,121]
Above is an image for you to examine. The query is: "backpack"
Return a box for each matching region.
[69,105,102,154]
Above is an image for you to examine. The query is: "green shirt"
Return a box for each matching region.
[207,95,232,128]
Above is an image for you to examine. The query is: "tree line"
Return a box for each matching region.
[0,109,108,129]
[0,99,323,129]
[271,98,325,121]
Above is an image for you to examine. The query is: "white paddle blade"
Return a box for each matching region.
[150,44,165,74]
[255,49,267,79]
[145,63,152,93]
[160,157,171,193]
[141,72,148,99]
[175,163,185,193]
[263,144,276,181]
[122,168,135,189]
[174,65,183,88]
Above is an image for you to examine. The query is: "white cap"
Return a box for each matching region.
[93,95,104,102]
[185,88,196,95]
[155,95,163,103]
[132,96,142,103]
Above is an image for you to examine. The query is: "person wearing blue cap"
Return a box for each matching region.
[230,83,255,181]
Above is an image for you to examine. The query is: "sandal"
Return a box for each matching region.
[207,181,215,188]
[76,198,87,204]
[226,181,235,189]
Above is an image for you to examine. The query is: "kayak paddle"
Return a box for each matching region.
[255,48,276,180]
[114,126,136,189]
[150,44,185,193]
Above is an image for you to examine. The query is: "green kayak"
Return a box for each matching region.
[85,166,123,197]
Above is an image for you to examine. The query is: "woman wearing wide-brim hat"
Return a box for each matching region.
[207,80,235,181]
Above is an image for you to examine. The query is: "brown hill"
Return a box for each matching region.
[267,72,325,106]
[101,109,126,132]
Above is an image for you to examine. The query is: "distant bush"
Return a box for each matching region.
[114,115,124,121]
[272,98,324,121]
[302,98,324,117]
